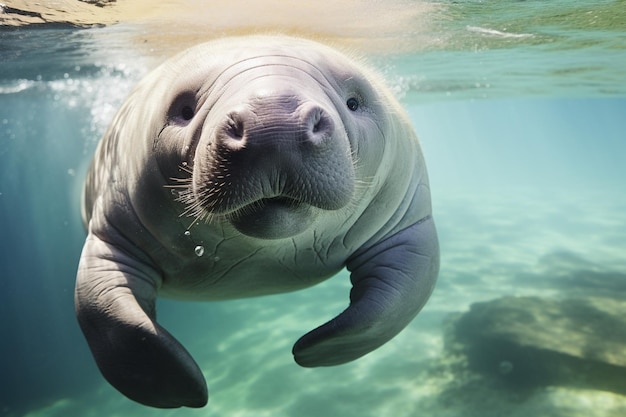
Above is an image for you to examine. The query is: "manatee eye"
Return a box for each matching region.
[346,97,359,111]
[167,92,197,125]
[181,105,195,121]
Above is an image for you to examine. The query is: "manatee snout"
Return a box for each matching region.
[192,90,355,239]
[218,100,336,148]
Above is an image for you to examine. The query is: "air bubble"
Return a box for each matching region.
[184,230,191,237]
[194,245,205,257]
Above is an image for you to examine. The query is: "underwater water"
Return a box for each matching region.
[1,1,626,416]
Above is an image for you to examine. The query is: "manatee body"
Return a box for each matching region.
[75,35,439,408]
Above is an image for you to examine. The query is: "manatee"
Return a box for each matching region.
[75,35,439,408]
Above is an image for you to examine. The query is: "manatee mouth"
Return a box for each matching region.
[227,196,315,239]
[259,196,301,209]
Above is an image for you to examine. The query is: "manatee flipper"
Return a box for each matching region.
[75,233,208,408]
[293,217,439,366]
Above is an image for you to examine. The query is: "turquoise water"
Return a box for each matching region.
[1,2,626,416]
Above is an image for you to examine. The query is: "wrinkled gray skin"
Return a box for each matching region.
[75,35,439,409]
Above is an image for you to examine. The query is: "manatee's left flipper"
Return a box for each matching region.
[293,216,439,366]
[75,232,208,408]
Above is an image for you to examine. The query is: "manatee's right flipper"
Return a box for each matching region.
[75,232,208,408]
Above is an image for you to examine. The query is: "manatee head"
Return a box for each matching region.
[148,37,391,239]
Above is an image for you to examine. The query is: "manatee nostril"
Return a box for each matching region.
[305,106,334,144]
[312,119,325,133]
[225,113,245,140]
[311,109,322,133]
[215,110,248,151]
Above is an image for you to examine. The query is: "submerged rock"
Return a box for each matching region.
[448,296,626,395]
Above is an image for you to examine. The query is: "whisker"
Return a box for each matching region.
[178,164,194,175]
[164,183,190,189]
